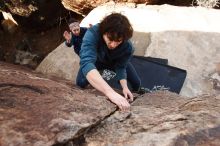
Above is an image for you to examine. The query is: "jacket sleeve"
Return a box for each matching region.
[115,41,134,81]
[79,27,98,77]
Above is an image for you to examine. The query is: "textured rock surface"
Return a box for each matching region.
[36,43,80,83]
[61,0,159,15]
[0,62,116,146]
[80,4,220,97]
[61,0,213,16]
[1,61,220,146]
[85,92,220,146]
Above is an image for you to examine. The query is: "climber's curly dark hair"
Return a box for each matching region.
[99,13,133,42]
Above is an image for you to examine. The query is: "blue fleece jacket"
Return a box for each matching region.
[65,27,87,55]
[79,24,134,81]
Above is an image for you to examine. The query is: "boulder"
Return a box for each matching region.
[36,43,80,83]
[0,62,116,146]
[80,3,220,97]
[1,61,220,146]
[84,92,220,146]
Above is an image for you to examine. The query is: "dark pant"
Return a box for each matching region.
[76,62,141,91]
[126,62,141,91]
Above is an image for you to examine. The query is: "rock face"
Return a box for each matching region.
[0,62,116,146]
[1,61,220,146]
[61,0,159,15]
[61,0,214,16]
[80,3,220,97]
[85,92,220,146]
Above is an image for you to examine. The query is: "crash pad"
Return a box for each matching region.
[131,56,186,93]
[100,56,187,94]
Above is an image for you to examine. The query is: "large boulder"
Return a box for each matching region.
[0,61,116,146]
[80,3,220,97]
[2,61,220,146]
[36,43,80,83]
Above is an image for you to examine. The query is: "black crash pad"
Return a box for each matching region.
[100,56,187,94]
[134,56,168,65]
[130,56,187,94]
